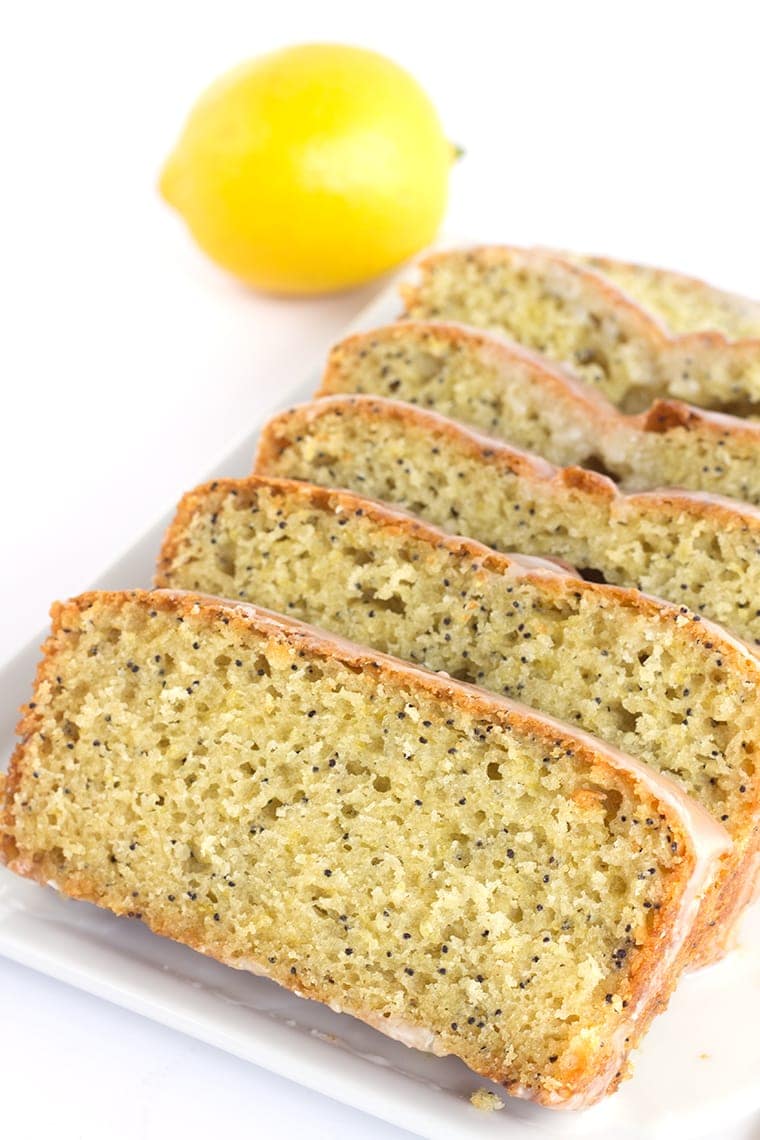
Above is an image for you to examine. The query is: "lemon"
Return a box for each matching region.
[159,44,452,294]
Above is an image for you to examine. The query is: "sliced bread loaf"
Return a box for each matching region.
[563,252,760,339]
[1,590,727,1108]
[157,475,760,961]
[400,246,760,416]
[320,321,760,505]
[253,395,760,647]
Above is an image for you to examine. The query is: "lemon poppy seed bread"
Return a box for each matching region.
[400,246,760,416]
[319,321,760,505]
[563,252,760,340]
[157,475,760,962]
[253,396,760,647]
[0,590,727,1108]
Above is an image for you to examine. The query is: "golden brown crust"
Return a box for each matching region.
[635,398,760,442]
[691,835,760,967]
[641,399,704,433]
[1,587,725,1107]
[557,465,617,499]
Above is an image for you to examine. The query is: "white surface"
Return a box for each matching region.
[2,2,759,1137]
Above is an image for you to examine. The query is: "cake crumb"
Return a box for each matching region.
[469,1088,504,1112]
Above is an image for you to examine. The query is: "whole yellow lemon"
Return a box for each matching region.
[159,44,452,294]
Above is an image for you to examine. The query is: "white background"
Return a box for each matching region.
[2,2,759,1137]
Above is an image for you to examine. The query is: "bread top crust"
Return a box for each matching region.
[638,398,760,439]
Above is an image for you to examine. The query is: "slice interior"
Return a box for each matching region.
[253,395,760,647]
[157,476,760,960]
[1,590,725,1108]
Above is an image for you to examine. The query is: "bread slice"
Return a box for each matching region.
[400,246,760,416]
[157,474,760,962]
[319,321,760,505]
[563,252,760,339]
[1,589,727,1108]
[254,395,760,648]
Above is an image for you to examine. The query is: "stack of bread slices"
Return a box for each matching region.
[3,247,760,1111]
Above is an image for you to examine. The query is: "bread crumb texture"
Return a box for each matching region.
[401,247,760,416]
[566,253,760,340]
[470,1088,505,1111]
[254,397,760,647]
[159,476,760,955]
[321,321,760,505]
[3,591,699,1106]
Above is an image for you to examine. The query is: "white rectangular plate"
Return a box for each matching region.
[2,274,759,1140]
